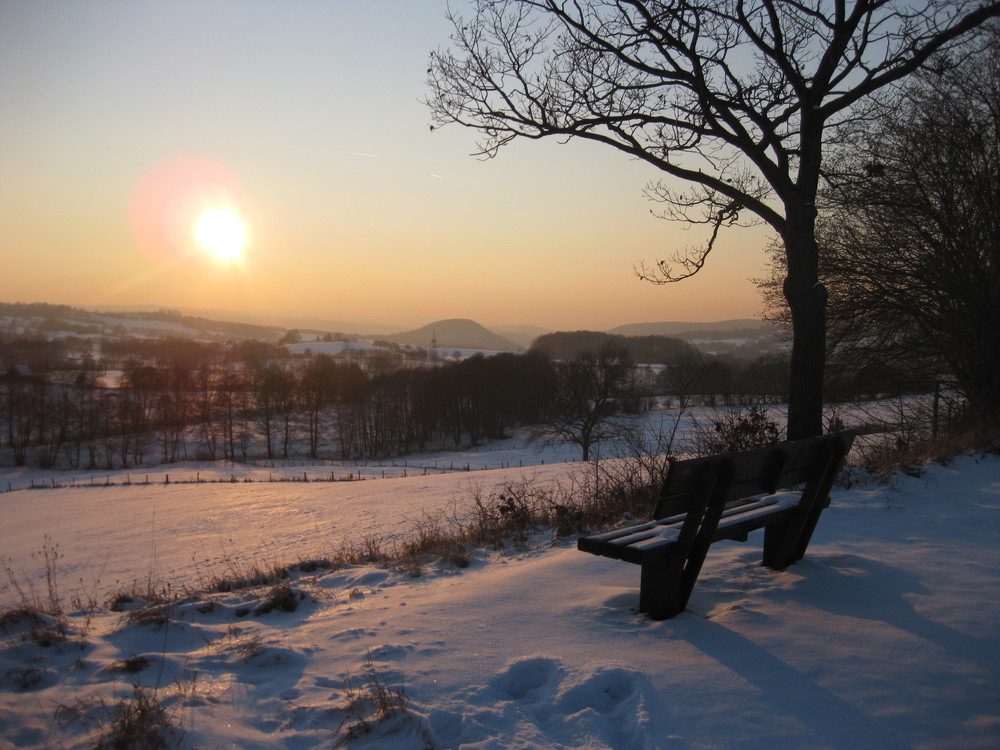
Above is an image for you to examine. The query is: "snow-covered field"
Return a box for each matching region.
[1,437,998,749]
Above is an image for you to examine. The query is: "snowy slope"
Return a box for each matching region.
[1,453,998,749]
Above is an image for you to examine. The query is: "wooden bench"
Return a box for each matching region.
[578,432,856,620]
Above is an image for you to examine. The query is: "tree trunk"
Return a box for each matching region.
[782,210,828,441]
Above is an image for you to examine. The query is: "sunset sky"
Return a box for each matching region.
[0,0,771,332]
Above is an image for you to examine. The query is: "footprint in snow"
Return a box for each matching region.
[490,656,564,701]
[330,626,379,641]
[367,642,414,659]
[556,668,634,713]
[434,657,665,750]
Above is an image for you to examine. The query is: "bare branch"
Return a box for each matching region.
[635,193,750,283]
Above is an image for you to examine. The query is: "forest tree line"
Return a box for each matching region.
[1,325,937,470]
[0,329,797,469]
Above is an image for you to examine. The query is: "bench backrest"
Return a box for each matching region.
[652,432,856,520]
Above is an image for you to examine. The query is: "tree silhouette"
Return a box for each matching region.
[543,343,637,460]
[763,27,1000,432]
[428,0,1000,438]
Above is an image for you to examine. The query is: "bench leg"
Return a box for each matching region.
[762,523,798,569]
[639,559,687,620]
[640,460,735,619]
[639,528,721,620]
[762,435,850,569]
[763,496,828,569]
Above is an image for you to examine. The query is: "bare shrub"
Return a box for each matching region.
[36,538,63,618]
[853,432,928,480]
[689,404,783,456]
[846,397,939,479]
[583,416,685,526]
[0,606,45,634]
[398,511,470,571]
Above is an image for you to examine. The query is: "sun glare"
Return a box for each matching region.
[195,209,247,260]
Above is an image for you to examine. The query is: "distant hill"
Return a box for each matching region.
[81,305,400,337]
[382,319,521,351]
[608,319,771,337]
[530,330,696,364]
[608,319,786,360]
[4,302,784,360]
[102,309,283,340]
[1,302,283,341]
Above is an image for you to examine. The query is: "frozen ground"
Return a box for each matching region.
[0,438,998,749]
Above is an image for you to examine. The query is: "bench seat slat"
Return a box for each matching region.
[579,494,801,564]
[606,526,682,559]
[620,503,797,563]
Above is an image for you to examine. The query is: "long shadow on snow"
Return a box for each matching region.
[783,555,1000,676]
[680,618,902,750]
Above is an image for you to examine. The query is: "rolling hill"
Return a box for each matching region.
[382,318,521,351]
[608,318,773,337]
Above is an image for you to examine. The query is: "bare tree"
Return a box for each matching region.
[764,26,1000,432]
[250,363,296,459]
[428,0,1000,438]
[541,343,637,460]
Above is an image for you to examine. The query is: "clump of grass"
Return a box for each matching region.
[107,593,135,612]
[202,624,265,661]
[169,668,202,706]
[208,567,289,593]
[0,434,768,625]
[1,541,72,647]
[2,540,63,613]
[55,684,180,750]
[335,652,410,745]
[24,457,665,611]
[4,665,46,691]
[123,602,173,629]
[194,538,294,595]
[293,559,336,574]
[103,654,152,674]
[317,466,663,580]
[393,512,470,574]
[0,606,45,633]
[253,584,301,615]
[852,424,948,481]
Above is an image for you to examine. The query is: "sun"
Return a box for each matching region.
[194,209,247,260]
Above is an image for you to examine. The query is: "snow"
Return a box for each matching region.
[286,341,374,357]
[1,444,999,749]
[93,315,204,337]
